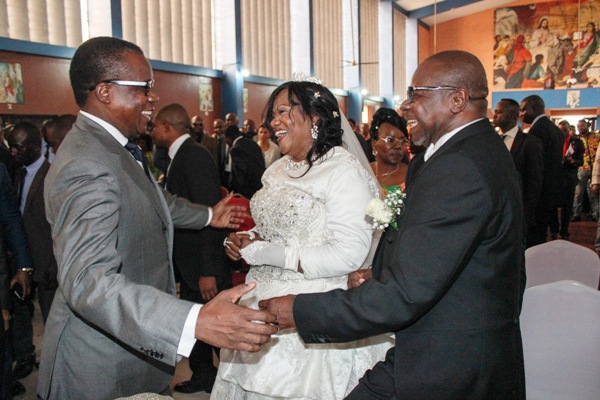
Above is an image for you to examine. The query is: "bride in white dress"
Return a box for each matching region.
[211,80,393,399]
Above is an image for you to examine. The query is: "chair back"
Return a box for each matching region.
[520,280,600,400]
[525,240,600,289]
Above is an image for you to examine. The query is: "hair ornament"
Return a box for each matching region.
[314,91,321,98]
[333,111,339,118]
[291,72,323,85]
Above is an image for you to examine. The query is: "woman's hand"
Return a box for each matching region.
[347,268,373,289]
[224,232,264,261]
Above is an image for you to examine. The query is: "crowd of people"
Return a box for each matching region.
[0,35,597,400]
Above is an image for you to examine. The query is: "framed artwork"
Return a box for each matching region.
[494,1,599,90]
[0,62,24,104]
[198,78,213,113]
[566,90,580,108]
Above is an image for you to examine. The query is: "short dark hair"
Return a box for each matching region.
[499,98,520,118]
[369,108,407,141]
[264,80,343,172]
[70,37,144,107]
[10,121,42,146]
[522,95,545,113]
[224,125,241,139]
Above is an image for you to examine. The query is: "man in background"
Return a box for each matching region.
[154,104,230,394]
[45,114,76,155]
[519,95,563,246]
[191,115,218,164]
[492,98,543,246]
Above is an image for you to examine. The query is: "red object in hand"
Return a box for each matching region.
[227,194,255,231]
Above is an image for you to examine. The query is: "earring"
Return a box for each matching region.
[373,150,378,156]
[311,123,318,140]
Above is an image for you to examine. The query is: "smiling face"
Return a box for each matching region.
[400,64,455,148]
[373,122,408,166]
[270,89,314,162]
[100,52,158,140]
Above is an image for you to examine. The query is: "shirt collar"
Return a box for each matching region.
[80,110,129,147]
[424,118,484,162]
[502,125,519,138]
[168,134,191,160]
[530,114,546,127]
[25,155,45,175]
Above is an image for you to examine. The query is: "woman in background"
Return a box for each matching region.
[370,107,410,193]
[257,123,281,168]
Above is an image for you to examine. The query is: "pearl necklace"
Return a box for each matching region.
[286,158,309,171]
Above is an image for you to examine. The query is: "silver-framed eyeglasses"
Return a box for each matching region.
[89,79,155,96]
[406,86,458,101]
[381,136,409,145]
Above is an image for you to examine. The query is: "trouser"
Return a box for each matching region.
[549,173,578,237]
[11,296,34,361]
[573,169,597,217]
[1,321,12,400]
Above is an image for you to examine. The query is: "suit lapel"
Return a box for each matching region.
[23,160,49,215]
[80,116,170,226]
[510,130,525,156]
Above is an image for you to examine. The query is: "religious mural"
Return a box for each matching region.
[0,62,24,104]
[494,1,599,90]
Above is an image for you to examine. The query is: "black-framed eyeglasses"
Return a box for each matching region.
[406,86,458,101]
[381,136,409,145]
[89,79,155,96]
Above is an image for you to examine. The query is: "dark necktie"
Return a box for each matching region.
[125,140,151,180]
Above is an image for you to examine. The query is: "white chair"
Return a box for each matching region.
[520,280,600,400]
[525,240,600,289]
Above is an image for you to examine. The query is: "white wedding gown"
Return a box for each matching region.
[211,147,394,400]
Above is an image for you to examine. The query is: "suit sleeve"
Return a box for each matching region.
[523,137,544,226]
[0,163,33,270]
[294,152,492,342]
[46,158,194,366]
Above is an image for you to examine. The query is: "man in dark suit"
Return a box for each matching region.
[213,119,228,185]
[261,51,526,399]
[224,125,265,199]
[153,104,231,394]
[519,95,563,246]
[7,122,58,323]
[0,162,34,398]
[493,99,544,247]
[191,115,218,164]
[37,37,276,400]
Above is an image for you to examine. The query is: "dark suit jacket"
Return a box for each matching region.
[15,161,57,288]
[0,163,32,272]
[230,137,265,199]
[509,129,544,228]
[528,116,563,209]
[294,119,526,399]
[166,138,229,292]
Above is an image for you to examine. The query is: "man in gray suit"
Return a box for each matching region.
[37,37,277,400]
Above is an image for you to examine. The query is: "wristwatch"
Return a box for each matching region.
[17,267,34,274]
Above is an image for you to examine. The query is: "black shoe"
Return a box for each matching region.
[13,352,37,379]
[174,377,214,394]
[550,233,558,240]
[12,379,26,397]
[571,215,581,222]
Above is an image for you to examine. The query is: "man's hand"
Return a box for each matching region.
[196,282,278,352]
[11,271,32,298]
[592,184,600,197]
[210,193,249,229]
[258,295,297,330]
[199,276,218,301]
[347,269,373,289]
[2,309,10,331]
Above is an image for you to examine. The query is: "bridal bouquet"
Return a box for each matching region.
[365,188,406,231]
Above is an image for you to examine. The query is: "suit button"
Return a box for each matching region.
[161,224,167,233]
[157,352,163,359]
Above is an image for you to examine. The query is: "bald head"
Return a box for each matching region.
[418,50,489,115]
[153,103,191,148]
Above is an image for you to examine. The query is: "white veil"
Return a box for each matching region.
[340,112,382,269]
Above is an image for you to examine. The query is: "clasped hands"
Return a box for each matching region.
[223,231,262,261]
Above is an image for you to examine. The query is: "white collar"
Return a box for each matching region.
[424,118,484,162]
[168,134,191,160]
[80,110,129,147]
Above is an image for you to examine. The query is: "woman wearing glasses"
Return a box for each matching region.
[370,107,410,193]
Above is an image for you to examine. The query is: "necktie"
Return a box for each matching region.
[125,140,151,180]
[500,134,507,140]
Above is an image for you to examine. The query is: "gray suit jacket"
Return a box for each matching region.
[38,114,210,399]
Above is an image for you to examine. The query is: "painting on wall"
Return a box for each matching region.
[198,78,213,113]
[494,1,599,90]
[0,62,24,104]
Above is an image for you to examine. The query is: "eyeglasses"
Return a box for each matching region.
[193,123,204,127]
[406,86,458,101]
[89,79,155,96]
[381,136,409,145]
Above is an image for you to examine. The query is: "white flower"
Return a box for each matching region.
[333,111,339,118]
[314,91,321,98]
[365,188,406,231]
